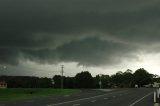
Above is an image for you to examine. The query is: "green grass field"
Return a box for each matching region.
[0,88,79,101]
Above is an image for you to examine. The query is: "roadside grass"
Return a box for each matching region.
[0,88,79,101]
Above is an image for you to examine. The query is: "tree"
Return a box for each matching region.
[93,75,100,88]
[64,77,75,88]
[134,68,152,87]
[75,71,94,88]
[53,75,61,88]
[93,74,110,88]
[101,75,110,88]
[0,76,52,88]
[110,71,124,87]
[123,69,134,87]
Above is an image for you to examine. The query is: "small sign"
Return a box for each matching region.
[51,79,55,85]
[99,81,102,85]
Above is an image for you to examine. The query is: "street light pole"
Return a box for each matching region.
[99,74,102,89]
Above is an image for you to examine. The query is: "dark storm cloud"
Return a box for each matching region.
[19,37,138,66]
[56,37,138,66]
[0,48,20,65]
[0,0,160,66]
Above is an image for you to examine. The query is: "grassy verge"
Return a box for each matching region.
[0,88,79,101]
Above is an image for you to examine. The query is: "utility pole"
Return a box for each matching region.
[99,74,102,89]
[0,65,7,76]
[61,65,64,89]
[0,65,7,84]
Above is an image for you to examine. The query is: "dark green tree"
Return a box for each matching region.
[134,68,152,87]
[122,69,134,87]
[94,74,111,88]
[53,75,61,88]
[110,71,124,87]
[101,75,110,88]
[75,71,94,88]
[64,77,75,88]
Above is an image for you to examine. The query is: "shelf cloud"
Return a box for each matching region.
[0,0,160,68]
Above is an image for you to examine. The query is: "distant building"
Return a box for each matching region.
[152,82,160,88]
[0,81,7,88]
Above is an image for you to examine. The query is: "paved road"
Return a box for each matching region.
[0,88,155,106]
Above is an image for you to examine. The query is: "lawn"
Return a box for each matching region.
[0,88,79,101]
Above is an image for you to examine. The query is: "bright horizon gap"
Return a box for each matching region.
[2,52,160,78]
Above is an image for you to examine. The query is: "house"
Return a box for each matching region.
[0,81,7,88]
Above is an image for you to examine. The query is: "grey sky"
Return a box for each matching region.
[1,0,160,77]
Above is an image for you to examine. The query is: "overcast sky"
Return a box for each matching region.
[1,0,160,77]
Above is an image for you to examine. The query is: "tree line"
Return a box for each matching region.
[0,68,159,88]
